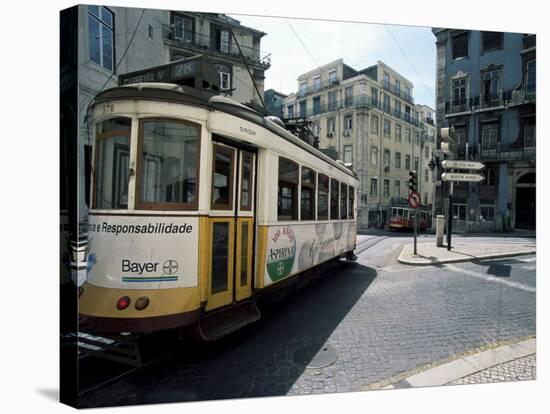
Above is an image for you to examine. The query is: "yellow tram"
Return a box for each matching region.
[79,56,358,340]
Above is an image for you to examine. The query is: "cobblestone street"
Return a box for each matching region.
[80,235,536,408]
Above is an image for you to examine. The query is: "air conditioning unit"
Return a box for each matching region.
[343,131,350,136]
[327,133,333,138]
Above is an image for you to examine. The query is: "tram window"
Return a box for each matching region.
[94,118,131,209]
[340,183,348,219]
[330,178,339,220]
[278,157,299,221]
[301,166,316,220]
[348,186,354,219]
[212,145,235,210]
[318,173,329,220]
[137,119,200,210]
[240,152,253,211]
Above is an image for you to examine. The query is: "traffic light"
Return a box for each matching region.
[408,170,418,192]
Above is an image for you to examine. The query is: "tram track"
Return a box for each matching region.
[354,235,387,256]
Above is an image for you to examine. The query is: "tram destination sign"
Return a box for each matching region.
[441,160,485,170]
[441,173,485,182]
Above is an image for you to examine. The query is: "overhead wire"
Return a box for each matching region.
[383,24,435,103]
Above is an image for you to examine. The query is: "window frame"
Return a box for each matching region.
[240,152,254,212]
[370,178,378,197]
[300,166,317,221]
[481,31,504,53]
[343,145,353,164]
[525,59,536,96]
[135,118,202,211]
[317,173,330,220]
[340,182,348,220]
[92,117,132,210]
[452,31,469,60]
[210,144,236,211]
[383,179,390,197]
[88,5,115,72]
[277,157,300,221]
[348,186,355,219]
[330,178,340,220]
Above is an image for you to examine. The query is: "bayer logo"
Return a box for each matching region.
[163,259,178,275]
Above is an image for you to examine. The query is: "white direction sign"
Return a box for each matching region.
[442,160,485,170]
[441,173,485,182]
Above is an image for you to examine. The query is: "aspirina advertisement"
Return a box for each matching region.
[86,215,199,289]
[265,222,356,286]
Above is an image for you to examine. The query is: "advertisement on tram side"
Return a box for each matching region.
[86,215,199,289]
[264,221,356,286]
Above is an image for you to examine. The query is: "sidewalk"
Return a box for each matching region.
[398,240,536,266]
[378,338,535,389]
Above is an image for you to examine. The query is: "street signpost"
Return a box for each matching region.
[441,160,485,170]
[441,173,485,182]
[440,160,485,250]
[408,191,420,255]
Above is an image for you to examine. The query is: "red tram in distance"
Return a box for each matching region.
[388,206,429,231]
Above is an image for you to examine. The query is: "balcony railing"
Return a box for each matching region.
[297,79,340,98]
[445,89,535,116]
[382,81,414,104]
[162,24,271,68]
[290,94,422,128]
[479,92,508,109]
[458,142,536,162]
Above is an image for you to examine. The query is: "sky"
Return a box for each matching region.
[230,13,437,109]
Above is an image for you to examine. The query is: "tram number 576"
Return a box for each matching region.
[102,103,115,114]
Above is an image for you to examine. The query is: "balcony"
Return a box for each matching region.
[382,80,414,104]
[478,92,508,110]
[464,142,536,162]
[297,79,340,98]
[445,98,473,115]
[289,94,422,128]
[509,88,536,107]
[162,24,271,68]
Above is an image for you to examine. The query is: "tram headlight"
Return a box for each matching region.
[135,296,150,311]
[116,296,131,310]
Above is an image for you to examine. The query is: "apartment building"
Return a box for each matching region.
[432,29,535,231]
[283,59,435,229]
[70,5,270,224]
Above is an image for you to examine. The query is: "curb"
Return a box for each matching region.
[397,249,536,266]
[380,338,535,390]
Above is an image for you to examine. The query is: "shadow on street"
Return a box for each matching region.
[80,261,378,407]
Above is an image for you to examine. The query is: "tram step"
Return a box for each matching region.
[198,300,261,341]
[78,330,144,367]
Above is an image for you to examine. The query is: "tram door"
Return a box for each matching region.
[207,141,255,311]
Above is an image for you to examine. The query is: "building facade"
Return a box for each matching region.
[432,29,536,231]
[282,59,435,229]
[74,5,270,224]
[264,89,288,118]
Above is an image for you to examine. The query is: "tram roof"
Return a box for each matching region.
[94,83,357,179]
